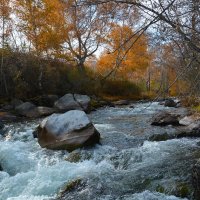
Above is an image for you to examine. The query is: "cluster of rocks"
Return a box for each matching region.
[0,94,135,152]
[150,111,200,140]
[0,94,92,121]
[0,94,102,152]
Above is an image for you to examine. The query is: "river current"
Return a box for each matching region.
[0,102,200,200]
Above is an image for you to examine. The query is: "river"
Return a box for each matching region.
[0,102,200,200]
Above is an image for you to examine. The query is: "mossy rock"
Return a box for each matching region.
[175,183,190,198]
[156,185,165,193]
[90,99,106,109]
[65,151,92,163]
[142,178,151,188]
[65,152,81,163]
[58,179,83,198]
[149,133,173,142]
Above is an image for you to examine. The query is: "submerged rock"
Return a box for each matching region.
[164,99,177,107]
[192,162,200,200]
[58,179,84,199]
[151,111,180,126]
[35,110,100,151]
[149,133,173,141]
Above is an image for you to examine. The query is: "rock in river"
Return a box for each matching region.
[151,111,180,126]
[15,102,36,117]
[35,110,100,151]
[54,94,90,112]
[164,99,177,107]
[192,161,200,200]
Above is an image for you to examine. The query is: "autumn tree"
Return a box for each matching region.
[97,24,150,81]
[14,0,67,91]
[0,0,11,95]
[86,0,200,96]
[61,0,116,75]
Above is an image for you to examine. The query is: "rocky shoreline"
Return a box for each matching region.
[1,96,200,199]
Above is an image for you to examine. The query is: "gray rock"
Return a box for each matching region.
[151,111,180,126]
[35,110,100,151]
[164,99,177,107]
[177,124,200,138]
[54,94,91,112]
[176,115,200,138]
[15,102,55,118]
[37,107,56,116]
[15,102,36,116]
[74,94,91,110]
[10,99,23,108]
[179,115,200,130]
[54,94,81,111]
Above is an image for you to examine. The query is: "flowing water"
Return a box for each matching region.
[0,102,200,200]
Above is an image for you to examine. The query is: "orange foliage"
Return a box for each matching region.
[97,24,151,81]
[15,0,67,54]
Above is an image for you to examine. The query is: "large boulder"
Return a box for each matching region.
[54,94,90,112]
[151,111,180,126]
[164,99,177,107]
[35,110,100,151]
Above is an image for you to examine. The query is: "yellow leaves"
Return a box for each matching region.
[15,0,67,53]
[97,24,150,80]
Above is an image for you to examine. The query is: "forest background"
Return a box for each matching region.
[0,0,199,107]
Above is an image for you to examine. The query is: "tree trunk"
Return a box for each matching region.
[0,15,8,96]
